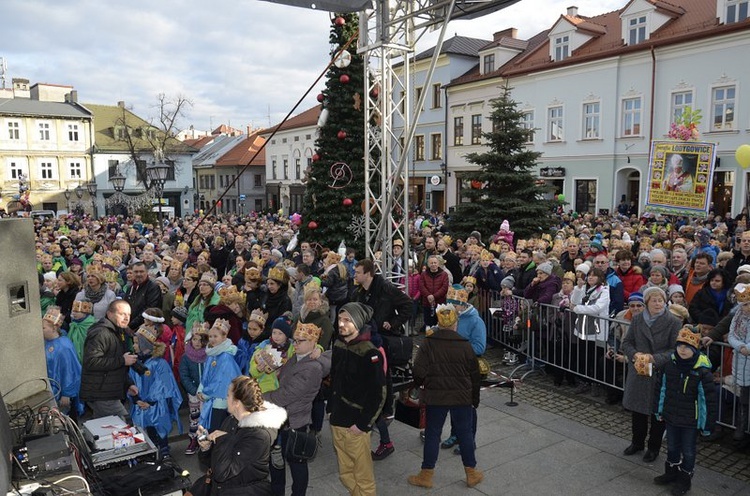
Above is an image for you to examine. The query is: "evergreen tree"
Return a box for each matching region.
[299,13,368,256]
[448,85,554,242]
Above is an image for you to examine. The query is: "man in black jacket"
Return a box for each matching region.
[80,300,138,419]
[124,261,163,334]
[352,258,412,336]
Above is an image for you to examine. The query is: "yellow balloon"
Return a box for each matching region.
[736,144,750,169]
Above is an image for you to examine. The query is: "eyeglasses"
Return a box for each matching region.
[198,282,211,287]
[628,303,644,308]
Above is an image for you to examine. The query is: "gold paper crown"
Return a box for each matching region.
[303,283,323,300]
[442,235,453,246]
[86,240,98,249]
[136,325,159,344]
[43,306,65,327]
[676,327,701,349]
[249,309,268,327]
[245,266,262,281]
[324,252,342,266]
[184,267,199,280]
[446,285,469,305]
[466,245,482,255]
[85,266,105,281]
[563,271,576,282]
[480,249,493,262]
[177,242,190,253]
[219,285,247,306]
[41,253,53,262]
[72,300,93,314]
[210,318,231,336]
[191,321,210,335]
[268,266,289,284]
[461,276,477,287]
[200,272,217,286]
[436,303,458,328]
[102,255,119,267]
[103,270,118,283]
[735,283,750,303]
[294,322,322,342]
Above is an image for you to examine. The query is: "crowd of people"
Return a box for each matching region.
[32,205,750,495]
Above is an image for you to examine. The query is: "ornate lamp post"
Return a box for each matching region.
[74,184,84,216]
[146,162,170,227]
[63,188,71,212]
[108,172,126,216]
[86,181,98,218]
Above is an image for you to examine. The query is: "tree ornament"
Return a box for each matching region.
[328,162,353,189]
[339,74,350,84]
[334,16,345,26]
[342,198,353,206]
[337,130,347,140]
[471,180,483,189]
[353,92,361,111]
[308,221,318,230]
[312,153,321,162]
[333,50,352,69]
[317,108,329,128]
[347,215,366,241]
[317,93,325,103]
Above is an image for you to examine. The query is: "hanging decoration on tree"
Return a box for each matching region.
[339,74,350,84]
[353,92,361,111]
[317,109,329,129]
[347,214,366,241]
[342,198,353,206]
[308,221,319,230]
[337,130,347,140]
[334,16,345,26]
[333,50,352,68]
[312,153,321,162]
[328,162,353,189]
[317,93,325,103]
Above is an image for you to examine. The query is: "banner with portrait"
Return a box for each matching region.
[644,140,717,217]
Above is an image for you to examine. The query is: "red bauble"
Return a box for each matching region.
[312,153,320,161]
[334,16,345,26]
[342,198,353,206]
[471,180,483,189]
[337,130,347,140]
[308,221,318,230]
[316,93,325,102]
[339,74,350,84]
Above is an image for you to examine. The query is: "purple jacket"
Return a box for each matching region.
[524,275,562,305]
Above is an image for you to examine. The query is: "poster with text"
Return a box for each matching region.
[644,140,717,217]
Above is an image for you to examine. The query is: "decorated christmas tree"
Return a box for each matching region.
[448,85,555,241]
[299,13,368,255]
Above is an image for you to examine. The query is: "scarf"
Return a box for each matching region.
[84,283,107,304]
[206,338,237,357]
[710,288,728,314]
[184,342,207,363]
[730,308,750,343]
[642,307,665,327]
[674,350,699,373]
[581,284,601,305]
[691,272,709,286]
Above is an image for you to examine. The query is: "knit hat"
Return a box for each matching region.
[575,263,590,275]
[172,306,188,323]
[643,286,667,303]
[338,302,373,331]
[271,315,294,339]
[737,264,750,276]
[698,309,720,327]
[590,234,604,250]
[468,231,484,246]
[628,292,644,304]
[436,303,458,329]
[667,284,685,297]
[537,262,553,275]
[446,284,469,305]
[676,327,701,351]
[155,276,170,289]
[696,228,711,245]
[271,249,283,260]
[500,275,515,289]
[668,303,689,321]
[294,322,321,343]
[200,272,217,287]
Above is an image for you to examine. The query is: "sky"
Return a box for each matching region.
[3,0,624,134]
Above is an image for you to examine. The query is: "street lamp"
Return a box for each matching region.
[439,162,448,212]
[86,181,98,218]
[110,173,126,193]
[74,184,84,215]
[146,161,170,227]
[63,188,71,212]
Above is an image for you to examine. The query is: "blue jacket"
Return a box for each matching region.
[656,352,717,433]
[457,305,487,356]
[605,268,624,315]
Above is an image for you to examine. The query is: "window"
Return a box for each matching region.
[209,175,215,190]
[272,159,277,180]
[107,159,120,179]
[711,85,736,131]
[199,176,206,190]
[432,84,442,109]
[294,136,299,142]
[415,135,425,161]
[399,91,406,114]
[727,0,749,23]
[415,87,423,107]
[295,158,301,179]
[521,111,535,143]
[283,159,289,180]
[68,123,79,141]
[305,134,311,140]
[9,160,26,180]
[583,102,600,139]
[254,174,262,188]
[471,114,482,145]
[554,35,569,61]
[219,175,224,188]
[282,138,287,144]
[431,134,442,160]
[575,179,597,214]
[8,121,20,140]
[548,106,563,141]
[483,54,495,74]
[453,117,464,146]
[39,160,54,180]
[622,97,642,136]
[68,161,82,179]
[271,139,276,145]
[628,16,647,45]
[671,91,694,124]
[38,122,50,141]
[115,126,127,140]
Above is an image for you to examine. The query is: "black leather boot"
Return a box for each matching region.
[670,468,692,496]
[653,461,679,485]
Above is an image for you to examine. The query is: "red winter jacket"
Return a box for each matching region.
[616,266,646,301]
[419,269,449,307]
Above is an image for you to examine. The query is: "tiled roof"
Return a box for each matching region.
[260,105,321,135]
[216,133,266,167]
[0,98,92,119]
[415,35,491,61]
[211,124,243,136]
[183,135,217,150]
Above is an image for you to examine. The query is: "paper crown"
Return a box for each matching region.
[436,303,458,328]
[461,276,476,287]
[200,272,217,286]
[268,266,289,284]
[177,242,190,253]
[676,327,701,349]
[294,322,322,342]
[43,306,65,327]
[219,285,246,306]
[563,271,576,282]
[85,265,105,282]
[249,308,269,327]
[191,321,210,335]
[72,300,93,314]
[184,267,199,280]
[446,284,469,305]
[210,318,231,336]
[103,269,119,283]
[136,325,158,344]
[735,283,750,303]
[245,266,262,281]
[480,249,493,262]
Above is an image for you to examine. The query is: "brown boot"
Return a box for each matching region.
[407,469,434,488]
[465,466,484,487]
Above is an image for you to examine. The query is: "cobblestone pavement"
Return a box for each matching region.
[482,343,750,483]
